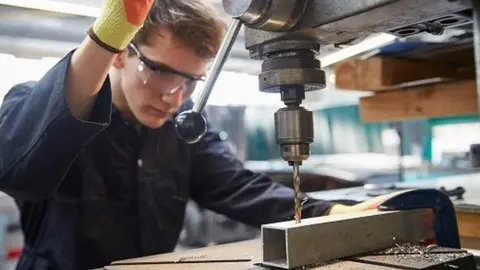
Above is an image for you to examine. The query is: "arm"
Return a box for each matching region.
[66,38,116,120]
[190,128,334,228]
[0,57,112,201]
[0,0,153,201]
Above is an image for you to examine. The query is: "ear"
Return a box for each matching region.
[112,52,127,69]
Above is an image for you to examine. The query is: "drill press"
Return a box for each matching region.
[174,1,326,223]
[262,48,325,223]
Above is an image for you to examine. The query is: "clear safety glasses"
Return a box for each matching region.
[128,43,205,95]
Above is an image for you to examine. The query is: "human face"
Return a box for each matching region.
[113,28,209,128]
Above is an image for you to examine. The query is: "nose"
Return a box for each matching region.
[162,89,184,111]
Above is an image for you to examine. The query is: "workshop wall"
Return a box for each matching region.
[244,104,426,161]
[204,105,248,162]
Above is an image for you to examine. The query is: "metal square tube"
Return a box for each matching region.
[261,209,436,269]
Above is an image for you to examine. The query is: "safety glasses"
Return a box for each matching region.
[128,43,205,95]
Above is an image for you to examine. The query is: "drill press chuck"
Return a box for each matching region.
[274,105,314,164]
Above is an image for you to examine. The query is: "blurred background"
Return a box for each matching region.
[0,0,479,269]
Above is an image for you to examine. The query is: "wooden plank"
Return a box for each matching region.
[456,212,480,239]
[461,236,480,250]
[456,210,480,249]
[334,56,472,91]
[107,240,261,270]
[359,80,478,122]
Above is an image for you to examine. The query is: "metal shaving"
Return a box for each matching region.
[375,242,438,255]
[297,259,341,269]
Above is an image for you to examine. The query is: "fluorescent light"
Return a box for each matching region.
[320,33,397,67]
[0,0,99,17]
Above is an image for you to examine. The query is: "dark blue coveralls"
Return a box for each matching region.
[0,51,333,269]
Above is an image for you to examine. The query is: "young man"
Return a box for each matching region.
[0,0,401,269]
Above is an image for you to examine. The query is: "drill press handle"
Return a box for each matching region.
[174,19,243,144]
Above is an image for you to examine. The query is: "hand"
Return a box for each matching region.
[327,189,414,215]
[89,0,155,52]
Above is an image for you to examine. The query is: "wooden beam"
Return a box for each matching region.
[456,210,480,249]
[334,57,472,91]
[359,80,478,122]
[457,212,480,239]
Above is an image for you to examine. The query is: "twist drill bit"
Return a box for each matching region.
[293,163,301,223]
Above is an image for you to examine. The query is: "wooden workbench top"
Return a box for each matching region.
[105,240,260,270]
[105,239,475,270]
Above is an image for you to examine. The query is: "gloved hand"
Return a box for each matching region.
[88,0,154,53]
[327,189,413,215]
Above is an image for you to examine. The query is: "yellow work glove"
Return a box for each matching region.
[88,0,154,53]
[327,189,413,215]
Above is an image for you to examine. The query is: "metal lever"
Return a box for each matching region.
[174,19,243,144]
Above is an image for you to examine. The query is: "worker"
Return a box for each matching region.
[0,0,406,269]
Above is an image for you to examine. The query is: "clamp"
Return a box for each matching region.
[378,188,461,248]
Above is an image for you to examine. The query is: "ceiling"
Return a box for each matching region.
[0,0,265,74]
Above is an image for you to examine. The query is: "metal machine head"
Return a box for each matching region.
[176,0,471,168]
[223,0,326,165]
[220,0,472,166]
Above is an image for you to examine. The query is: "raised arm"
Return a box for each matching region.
[0,0,153,201]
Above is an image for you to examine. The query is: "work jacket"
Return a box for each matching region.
[0,51,333,269]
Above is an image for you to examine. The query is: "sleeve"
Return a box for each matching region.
[189,117,334,228]
[0,50,112,201]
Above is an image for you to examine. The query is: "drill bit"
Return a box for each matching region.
[293,163,301,224]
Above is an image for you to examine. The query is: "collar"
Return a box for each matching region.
[111,104,175,129]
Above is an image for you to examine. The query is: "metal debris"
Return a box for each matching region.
[376,242,438,255]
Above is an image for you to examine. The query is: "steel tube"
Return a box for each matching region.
[193,19,242,113]
[261,209,435,269]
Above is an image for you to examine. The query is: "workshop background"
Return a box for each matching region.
[0,0,479,269]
